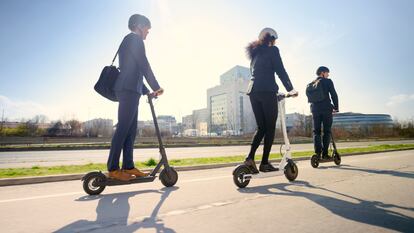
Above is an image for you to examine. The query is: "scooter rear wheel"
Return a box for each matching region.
[310,155,319,168]
[160,167,178,187]
[333,152,341,165]
[82,172,106,195]
[233,165,251,188]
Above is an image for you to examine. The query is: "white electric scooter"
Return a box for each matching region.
[232,92,299,188]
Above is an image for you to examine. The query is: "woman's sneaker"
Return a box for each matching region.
[244,159,259,174]
[259,163,278,172]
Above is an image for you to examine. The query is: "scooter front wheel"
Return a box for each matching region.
[284,160,299,181]
[310,155,319,168]
[233,165,251,188]
[333,152,341,165]
[160,167,178,187]
[82,172,106,195]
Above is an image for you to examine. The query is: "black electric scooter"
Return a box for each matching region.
[310,134,341,168]
[82,93,178,195]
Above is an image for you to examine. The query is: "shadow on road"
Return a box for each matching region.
[54,187,178,233]
[327,164,414,179]
[238,180,414,232]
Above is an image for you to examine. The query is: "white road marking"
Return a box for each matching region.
[0,175,233,204]
[0,191,83,203]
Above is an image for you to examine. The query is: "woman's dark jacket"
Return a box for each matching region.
[247,44,293,93]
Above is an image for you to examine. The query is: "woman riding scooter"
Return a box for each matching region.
[244,28,298,173]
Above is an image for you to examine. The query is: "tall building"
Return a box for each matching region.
[193,108,209,135]
[157,115,178,135]
[181,109,209,136]
[181,115,194,130]
[207,65,256,135]
[138,115,178,136]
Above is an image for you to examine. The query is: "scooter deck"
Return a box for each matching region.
[244,168,283,180]
[318,157,334,163]
[98,176,157,186]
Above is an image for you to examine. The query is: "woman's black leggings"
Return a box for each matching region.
[246,92,278,164]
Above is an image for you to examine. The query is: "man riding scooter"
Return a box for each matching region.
[307,66,339,160]
[107,14,164,181]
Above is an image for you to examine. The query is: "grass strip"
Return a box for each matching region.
[0,144,413,178]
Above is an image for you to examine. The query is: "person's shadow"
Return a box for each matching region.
[238,181,414,232]
[327,164,414,179]
[54,187,178,233]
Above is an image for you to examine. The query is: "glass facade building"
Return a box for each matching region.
[333,112,394,129]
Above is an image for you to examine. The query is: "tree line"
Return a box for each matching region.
[0,117,113,137]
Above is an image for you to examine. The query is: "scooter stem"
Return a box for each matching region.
[278,98,291,155]
[147,94,169,165]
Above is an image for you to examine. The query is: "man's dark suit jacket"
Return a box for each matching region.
[114,33,160,94]
[310,77,339,113]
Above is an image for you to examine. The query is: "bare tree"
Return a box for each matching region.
[47,121,64,136]
[66,119,82,136]
[25,120,38,136]
[31,115,49,124]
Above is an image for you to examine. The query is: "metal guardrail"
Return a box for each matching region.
[0,136,313,146]
[0,137,110,145]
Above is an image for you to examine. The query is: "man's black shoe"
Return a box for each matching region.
[322,154,330,160]
[259,163,278,172]
[244,159,259,174]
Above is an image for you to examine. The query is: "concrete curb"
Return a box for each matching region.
[0,148,413,187]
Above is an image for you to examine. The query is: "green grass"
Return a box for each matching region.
[0,144,413,179]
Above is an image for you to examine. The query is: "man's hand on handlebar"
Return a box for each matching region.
[287,89,299,97]
[152,88,164,97]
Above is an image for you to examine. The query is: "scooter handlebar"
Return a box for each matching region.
[277,90,298,101]
[147,92,158,100]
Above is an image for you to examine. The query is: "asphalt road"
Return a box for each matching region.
[0,140,413,168]
[0,150,413,232]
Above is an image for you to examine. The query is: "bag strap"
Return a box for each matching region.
[110,47,120,66]
[314,77,323,84]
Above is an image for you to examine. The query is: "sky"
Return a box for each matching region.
[0,0,413,123]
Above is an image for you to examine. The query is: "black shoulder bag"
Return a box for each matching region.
[94,48,120,102]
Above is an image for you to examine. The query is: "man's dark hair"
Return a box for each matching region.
[128,14,151,31]
[316,66,330,76]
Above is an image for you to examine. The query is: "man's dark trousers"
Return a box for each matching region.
[107,90,141,171]
[312,111,333,156]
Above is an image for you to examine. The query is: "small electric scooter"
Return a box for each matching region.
[310,134,341,168]
[82,93,178,195]
[232,92,299,188]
